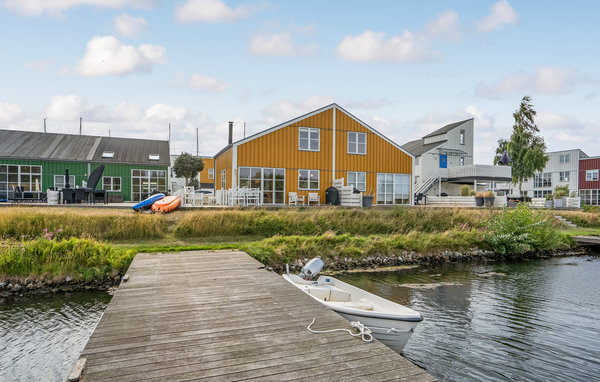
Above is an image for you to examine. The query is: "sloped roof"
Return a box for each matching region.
[422,118,472,139]
[0,129,170,166]
[401,139,447,156]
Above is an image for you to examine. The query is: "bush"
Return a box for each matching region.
[484,204,570,254]
[460,185,471,196]
[553,185,569,199]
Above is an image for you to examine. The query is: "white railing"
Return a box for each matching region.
[566,197,581,209]
[426,196,476,207]
[415,176,437,195]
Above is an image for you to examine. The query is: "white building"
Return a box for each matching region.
[500,149,588,197]
[402,119,511,197]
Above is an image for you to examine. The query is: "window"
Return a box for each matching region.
[102,151,114,158]
[102,176,121,192]
[348,132,367,155]
[0,164,42,199]
[581,189,600,205]
[131,169,167,202]
[149,154,160,161]
[298,169,319,190]
[460,157,465,166]
[208,168,215,179]
[221,170,226,190]
[299,127,319,151]
[347,171,366,191]
[54,175,75,189]
[587,169,599,181]
[559,171,570,182]
[460,130,465,145]
[238,167,285,204]
[534,172,552,188]
[533,190,553,198]
[376,173,410,205]
[560,154,570,163]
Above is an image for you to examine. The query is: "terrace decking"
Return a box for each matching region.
[74,250,434,381]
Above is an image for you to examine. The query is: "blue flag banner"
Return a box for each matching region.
[440,154,447,168]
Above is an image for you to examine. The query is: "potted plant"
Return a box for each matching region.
[553,185,568,209]
[483,190,495,207]
[475,192,485,207]
[545,193,553,208]
[362,187,375,207]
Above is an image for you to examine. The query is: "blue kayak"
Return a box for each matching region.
[132,193,165,211]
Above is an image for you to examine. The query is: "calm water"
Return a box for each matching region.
[337,256,600,382]
[0,291,110,382]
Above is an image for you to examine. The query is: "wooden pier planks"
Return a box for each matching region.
[77,250,434,381]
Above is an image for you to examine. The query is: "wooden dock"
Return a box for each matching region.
[572,235,600,245]
[74,250,434,381]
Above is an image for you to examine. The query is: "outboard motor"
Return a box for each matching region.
[299,257,324,280]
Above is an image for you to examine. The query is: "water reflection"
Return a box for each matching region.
[337,256,600,382]
[0,292,110,381]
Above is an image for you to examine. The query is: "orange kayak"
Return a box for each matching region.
[151,195,181,213]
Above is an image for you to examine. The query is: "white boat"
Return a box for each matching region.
[283,258,423,353]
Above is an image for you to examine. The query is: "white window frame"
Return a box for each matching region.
[347,132,367,155]
[1,164,43,198]
[298,127,320,152]
[559,171,570,182]
[131,169,167,202]
[460,130,465,145]
[347,171,366,191]
[54,174,75,189]
[586,169,599,181]
[560,154,570,163]
[221,170,226,189]
[376,173,411,205]
[208,168,215,179]
[298,169,319,190]
[238,167,286,205]
[102,176,122,192]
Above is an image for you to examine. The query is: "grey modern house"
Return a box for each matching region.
[402,119,511,197]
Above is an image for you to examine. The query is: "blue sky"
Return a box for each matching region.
[1,0,598,163]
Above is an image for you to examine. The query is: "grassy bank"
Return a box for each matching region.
[0,205,589,282]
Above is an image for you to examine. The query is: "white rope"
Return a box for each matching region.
[307,318,373,342]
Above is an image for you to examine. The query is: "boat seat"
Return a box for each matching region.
[336,301,375,311]
[307,286,351,302]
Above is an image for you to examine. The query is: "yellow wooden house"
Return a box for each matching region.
[213,104,413,205]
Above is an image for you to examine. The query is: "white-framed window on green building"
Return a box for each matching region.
[376,173,410,205]
[131,169,167,202]
[348,132,366,155]
[221,170,226,189]
[0,164,42,200]
[298,169,319,190]
[238,167,285,204]
[299,127,319,151]
[102,176,121,192]
[347,171,366,191]
[208,168,214,179]
[54,174,75,189]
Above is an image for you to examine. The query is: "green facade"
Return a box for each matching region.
[0,158,168,202]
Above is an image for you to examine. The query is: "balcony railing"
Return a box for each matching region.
[447,164,511,181]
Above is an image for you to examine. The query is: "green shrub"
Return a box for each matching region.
[484,204,570,254]
[553,185,569,199]
[460,185,471,196]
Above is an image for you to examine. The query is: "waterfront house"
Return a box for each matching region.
[402,119,511,197]
[0,129,169,202]
[169,154,215,192]
[579,155,600,205]
[213,103,413,205]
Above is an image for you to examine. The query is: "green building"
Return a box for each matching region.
[0,129,170,202]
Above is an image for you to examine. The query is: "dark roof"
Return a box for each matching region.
[0,129,170,166]
[401,139,447,156]
[422,118,472,139]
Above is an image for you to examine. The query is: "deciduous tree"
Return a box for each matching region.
[173,153,204,187]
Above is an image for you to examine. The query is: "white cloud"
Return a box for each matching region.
[476,0,518,33]
[262,95,335,124]
[0,102,25,123]
[425,10,461,41]
[189,74,230,92]
[2,0,160,17]
[24,58,54,72]
[298,22,317,35]
[337,30,440,63]
[114,13,149,38]
[174,0,253,23]
[76,35,166,76]
[476,67,581,98]
[249,32,317,57]
[45,95,89,121]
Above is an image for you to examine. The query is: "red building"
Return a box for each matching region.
[579,157,600,205]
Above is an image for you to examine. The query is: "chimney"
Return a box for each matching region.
[228,121,233,145]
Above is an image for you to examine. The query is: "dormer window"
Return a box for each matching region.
[149,154,160,161]
[102,151,114,158]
